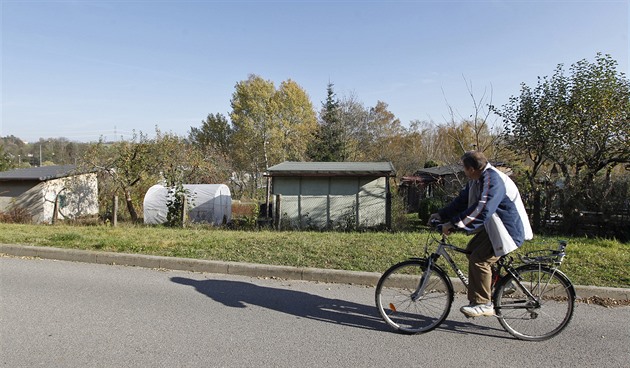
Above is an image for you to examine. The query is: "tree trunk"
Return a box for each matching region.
[532,189,541,233]
[124,190,139,223]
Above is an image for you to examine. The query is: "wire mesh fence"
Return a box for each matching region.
[273,193,390,231]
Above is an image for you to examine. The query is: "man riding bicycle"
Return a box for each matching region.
[428,151,533,317]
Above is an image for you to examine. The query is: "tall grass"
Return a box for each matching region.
[0,223,627,288]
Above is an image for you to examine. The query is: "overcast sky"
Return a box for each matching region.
[1,0,628,143]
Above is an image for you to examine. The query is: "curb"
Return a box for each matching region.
[2,244,629,301]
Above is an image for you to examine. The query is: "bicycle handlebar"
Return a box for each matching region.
[429,219,443,233]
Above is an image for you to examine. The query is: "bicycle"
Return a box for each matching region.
[375,223,576,341]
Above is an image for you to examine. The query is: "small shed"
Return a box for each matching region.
[266,161,396,230]
[143,184,232,226]
[0,165,99,224]
[399,164,464,211]
[400,162,515,212]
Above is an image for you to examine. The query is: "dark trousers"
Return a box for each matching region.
[466,229,499,304]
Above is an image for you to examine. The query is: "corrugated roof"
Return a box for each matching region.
[0,165,79,181]
[416,164,463,176]
[267,161,396,177]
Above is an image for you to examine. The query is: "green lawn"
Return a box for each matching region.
[0,223,628,288]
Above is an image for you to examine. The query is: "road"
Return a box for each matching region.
[1,256,628,367]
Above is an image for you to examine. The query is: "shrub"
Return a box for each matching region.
[418,197,447,224]
[0,206,32,224]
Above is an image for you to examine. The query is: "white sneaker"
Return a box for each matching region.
[460,303,495,317]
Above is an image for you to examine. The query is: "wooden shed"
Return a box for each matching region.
[399,164,464,211]
[266,162,396,230]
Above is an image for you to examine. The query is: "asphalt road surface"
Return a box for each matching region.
[1,256,628,367]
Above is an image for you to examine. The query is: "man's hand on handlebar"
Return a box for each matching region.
[427,213,441,226]
[440,221,454,235]
[428,213,454,235]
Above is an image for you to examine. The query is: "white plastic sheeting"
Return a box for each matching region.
[143,184,231,225]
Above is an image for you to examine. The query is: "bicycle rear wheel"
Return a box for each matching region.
[494,264,575,341]
[375,259,453,334]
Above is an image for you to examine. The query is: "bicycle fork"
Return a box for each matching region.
[411,250,468,301]
[411,253,439,302]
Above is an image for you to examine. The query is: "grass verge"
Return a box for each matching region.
[0,223,628,289]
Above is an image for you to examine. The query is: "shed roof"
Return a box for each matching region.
[415,164,463,176]
[0,165,79,182]
[267,161,396,177]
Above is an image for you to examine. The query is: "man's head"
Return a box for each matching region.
[461,151,487,180]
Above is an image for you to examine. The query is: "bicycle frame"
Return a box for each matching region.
[413,235,470,300]
[494,257,542,309]
[419,234,547,308]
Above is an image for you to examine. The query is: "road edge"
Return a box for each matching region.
[2,243,629,301]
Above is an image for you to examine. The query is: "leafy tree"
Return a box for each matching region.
[188,113,235,192]
[230,74,317,198]
[188,113,233,158]
[1,136,26,168]
[274,79,318,161]
[495,53,630,232]
[565,54,630,184]
[493,69,569,229]
[559,54,630,232]
[230,75,277,195]
[154,129,202,187]
[81,131,159,222]
[387,121,436,176]
[0,144,12,171]
[363,101,405,160]
[150,128,231,226]
[46,138,73,165]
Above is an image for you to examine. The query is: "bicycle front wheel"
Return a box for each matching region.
[494,264,575,341]
[375,259,453,334]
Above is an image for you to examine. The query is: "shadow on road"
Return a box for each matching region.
[171,276,389,332]
[170,276,510,339]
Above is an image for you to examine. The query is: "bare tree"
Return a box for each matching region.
[443,76,503,159]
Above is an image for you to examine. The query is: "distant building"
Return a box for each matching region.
[266,161,396,230]
[399,164,465,212]
[400,163,514,212]
[0,165,99,224]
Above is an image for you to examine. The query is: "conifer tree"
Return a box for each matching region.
[308,83,348,161]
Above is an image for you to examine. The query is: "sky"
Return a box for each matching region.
[1,0,628,143]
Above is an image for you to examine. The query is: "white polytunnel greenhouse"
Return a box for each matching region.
[143,184,232,225]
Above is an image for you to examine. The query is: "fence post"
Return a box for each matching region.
[112,195,118,227]
[386,176,392,230]
[275,194,281,230]
[265,176,271,219]
[180,193,188,228]
[52,196,59,224]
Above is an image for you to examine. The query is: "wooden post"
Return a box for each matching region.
[274,194,281,230]
[113,195,118,227]
[265,176,271,219]
[385,176,392,230]
[181,193,188,228]
[52,196,59,224]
